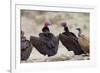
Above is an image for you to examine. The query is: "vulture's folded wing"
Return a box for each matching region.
[21,40,32,61]
[59,34,84,55]
[30,36,47,55]
[30,33,59,56]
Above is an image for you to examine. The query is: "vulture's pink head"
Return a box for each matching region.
[60,21,69,32]
[44,21,51,27]
[60,21,67,27]
[42,21,51,32]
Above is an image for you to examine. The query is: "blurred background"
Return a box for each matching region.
[21,10,90,62]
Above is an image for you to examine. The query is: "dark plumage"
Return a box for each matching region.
[30,21,59,57]
[30,33,59,57]
[21,31,32,61]
[59,22,84,55]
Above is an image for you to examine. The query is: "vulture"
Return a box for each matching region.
[76,28,90,55]
[59,22,84,55]
[30,21,59,57]
[21,31,32,61]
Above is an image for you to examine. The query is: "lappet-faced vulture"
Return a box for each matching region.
[59,22,84,55]
[30,21,59,57]
[21,31,32,61]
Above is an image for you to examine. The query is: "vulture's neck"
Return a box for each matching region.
[64,27,69,32]
[78,30,81,37]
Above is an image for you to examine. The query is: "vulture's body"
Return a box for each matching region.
[59,22,84,55]
[30,32,59,57]
[59,32,84,55]
[21,31,32,61]
[76,28,90,55]
[30,21,59,57]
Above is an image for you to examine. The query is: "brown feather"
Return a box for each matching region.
[78,34,90,54]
